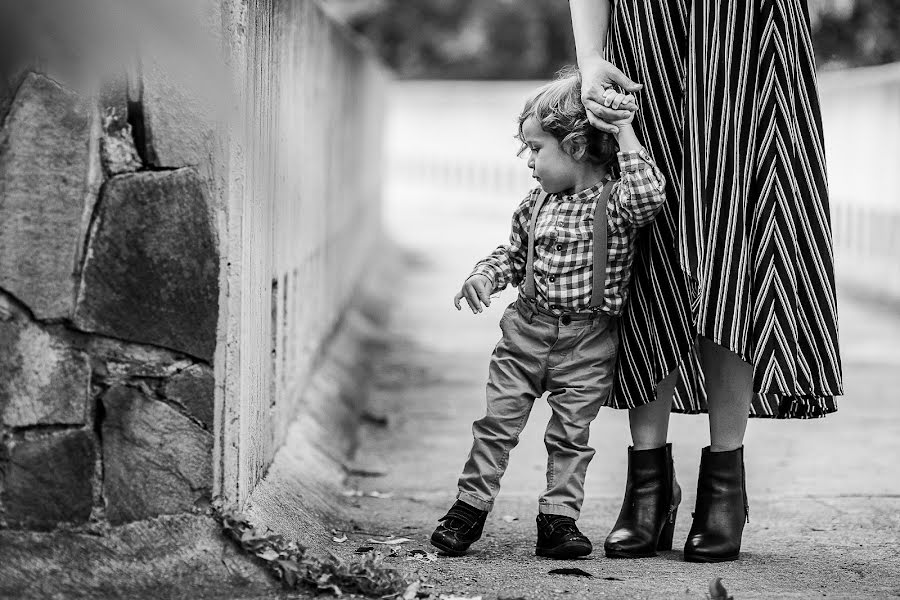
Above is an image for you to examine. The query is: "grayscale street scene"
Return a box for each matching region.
[0,1,898,599]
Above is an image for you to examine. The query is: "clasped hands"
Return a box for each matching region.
[579,54,644,133]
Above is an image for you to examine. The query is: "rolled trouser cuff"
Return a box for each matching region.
[538,502,580,519]
[457,491,493,512]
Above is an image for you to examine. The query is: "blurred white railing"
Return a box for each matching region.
[819,63,900,302]
[386,67,900,304]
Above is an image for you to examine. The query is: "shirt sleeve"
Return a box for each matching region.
[610,148,667,227]
[468,190,536,293]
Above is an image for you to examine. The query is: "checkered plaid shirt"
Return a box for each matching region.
[470,149,666,316]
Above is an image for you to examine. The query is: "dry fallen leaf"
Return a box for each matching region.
[256,548,280,561]
[332,534,348,543]
[406,549,438,563]
[501,515,518,523]
[403,580,422,600]
[708,577,734,600]
[548,567,593,577]
[366,537,414,545]
[341,489,395,499]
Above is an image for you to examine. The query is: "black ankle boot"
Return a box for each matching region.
[535,514,593,558]
[683,446,749,563]
[430,500,488,556]
[604,443,681,558]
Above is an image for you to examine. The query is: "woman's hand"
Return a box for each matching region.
[580,52,642,133]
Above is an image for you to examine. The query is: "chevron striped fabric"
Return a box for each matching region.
[606,0,843,418]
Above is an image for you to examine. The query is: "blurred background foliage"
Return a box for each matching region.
[323,0,900,79]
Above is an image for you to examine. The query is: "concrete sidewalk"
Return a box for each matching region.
[326,188,900,599]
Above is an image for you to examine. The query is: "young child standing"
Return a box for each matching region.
[430,68,667,559]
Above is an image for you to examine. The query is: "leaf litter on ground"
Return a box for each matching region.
[215,503,416,597]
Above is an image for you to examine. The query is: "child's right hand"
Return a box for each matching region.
[454,274,493,314]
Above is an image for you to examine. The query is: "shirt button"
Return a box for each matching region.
[555,244,563,251]
[550,304,557,310]
[548,276,555,282]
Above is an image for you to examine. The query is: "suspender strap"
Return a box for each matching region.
[523,180,615,308]
[589,180,615,308]
[523,191,549,301]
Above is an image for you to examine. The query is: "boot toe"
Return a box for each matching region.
[683,534,740,563]
[604,529,655,558]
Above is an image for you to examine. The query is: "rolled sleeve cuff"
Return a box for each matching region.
[468,266,499,292]
[617,148,653,172]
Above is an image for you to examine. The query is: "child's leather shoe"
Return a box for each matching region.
[535,513,593,558]
[430,500,488,556]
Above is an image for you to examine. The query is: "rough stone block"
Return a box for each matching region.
[0,73,94,320]
[102,385,213,525]
[73,169,219,361]
[0,298,90,427]
[164,364,214,430]
[0,430,96,530]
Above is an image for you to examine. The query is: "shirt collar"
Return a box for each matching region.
[558,173,612,202]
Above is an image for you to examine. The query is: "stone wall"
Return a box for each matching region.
[0,0,386,530]
[0,73,217,530]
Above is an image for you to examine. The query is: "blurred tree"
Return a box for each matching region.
[323,0,899,79]
[812,0,900,69]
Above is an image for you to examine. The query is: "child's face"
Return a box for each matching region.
[521,116,580,195]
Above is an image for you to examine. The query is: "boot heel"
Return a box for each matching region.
[656,508,676,551]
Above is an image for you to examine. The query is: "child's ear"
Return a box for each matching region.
[566,137,588,161]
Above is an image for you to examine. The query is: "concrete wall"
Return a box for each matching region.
[0,0,386,529]
[215,0,387,509]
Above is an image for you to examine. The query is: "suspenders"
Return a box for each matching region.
[522,180,616,310]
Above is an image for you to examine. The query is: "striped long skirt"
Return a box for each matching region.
[607,0,843,417]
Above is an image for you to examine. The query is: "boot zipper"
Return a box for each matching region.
[742,462,750,523]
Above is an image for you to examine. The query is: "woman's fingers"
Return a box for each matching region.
[585,110,618,134]
[610,66,643,93]
[584,98,633,129]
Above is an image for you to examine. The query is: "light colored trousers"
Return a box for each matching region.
[457,299,619,519]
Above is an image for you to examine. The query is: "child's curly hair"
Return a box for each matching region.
[516,66,618,169]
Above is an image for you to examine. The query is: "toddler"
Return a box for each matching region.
[430,67,667,558]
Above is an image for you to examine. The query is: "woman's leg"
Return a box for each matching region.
[629,368,677,449]
[605,369,681,558]
[698,337,753,450]
[684,337,753,562]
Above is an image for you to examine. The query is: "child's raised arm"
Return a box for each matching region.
[610,143,666,227]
